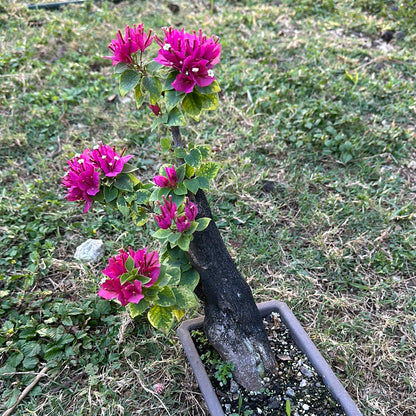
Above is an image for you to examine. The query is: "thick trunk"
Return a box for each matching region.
[187,190,277,392]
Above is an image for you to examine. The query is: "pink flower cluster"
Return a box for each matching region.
[98,248,160,306]
[155,196,198,232]
[155,27,221,94]
[62,144,132,213]
[105,24,153,66]
[153,166,178,188]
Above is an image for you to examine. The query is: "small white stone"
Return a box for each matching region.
[302,403,310,411]
[74,239,105,263]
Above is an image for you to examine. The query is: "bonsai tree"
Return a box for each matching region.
[62,24,276,392]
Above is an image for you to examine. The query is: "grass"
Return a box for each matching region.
[1,0,415,414]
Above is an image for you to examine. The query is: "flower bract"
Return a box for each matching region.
[155,27,221,93]
[91,143,133,177]
[98,248,161,306]
[153,166,178,188]
[62,149,100,213]
[105,24,153,66]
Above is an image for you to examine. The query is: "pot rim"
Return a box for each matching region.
[177,300,362,416]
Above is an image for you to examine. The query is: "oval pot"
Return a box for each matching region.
[177,300,362,416]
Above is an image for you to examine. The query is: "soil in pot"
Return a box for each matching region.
[191,311,347,416]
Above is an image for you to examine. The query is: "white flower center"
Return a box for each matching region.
[192,67,199,73]
[101,155,107,159]
[114,156,120,161]
[208,69,215,77]
[163,43,171,50]
[77,159,84,164]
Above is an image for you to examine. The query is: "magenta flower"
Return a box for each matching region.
[62,149,100,214]
[155,195,177,229]
[184,197,198,221]
[155,27,221,93]
[105,24,153,66]
[91,143,133,177]
[176,215,191,232]
[98,247,160,306]
[149,104,161,115]
[102,249,129,279]
[153,166,178,188]
[129,247,160,287]
[121,280,145,304]
[98,277,144,306]
[102,247,160,287]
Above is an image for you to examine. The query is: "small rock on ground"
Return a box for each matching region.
[74,239,105,263]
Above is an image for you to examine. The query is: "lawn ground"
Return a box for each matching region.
[0,0,415,415]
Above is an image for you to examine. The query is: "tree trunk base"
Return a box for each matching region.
[188,190,277,391]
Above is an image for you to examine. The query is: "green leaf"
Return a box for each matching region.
[44,345,63,361]
[156,267,171,287]
[180,269,200,291]
[129,300,150,318]
[182,92,202,120]
[167,232,181,245]
[160,137,171,152]
[132,208,148,227]
[199,92,219,111]
[146,60,163,74]
[184,178,200,194]
[116,195,130,217]
[173,309,185,321]
[175,163,186,182]
[134,85,144,109]
[134,274,152,286]
[152,228,173,240]
[166,107,186,127]
[197,176,210,190]
[21,341,41,357]
[163,71,177,90]
[141,76,162,104]
[114,174,134,192]
[164,265,181,286]
[177,234,191,252]
[7,352,24,368]
[196,145,211,159]
[121,163,138,174]
[196,217,211,231]
[184,148,202,169]
[125,256,135,272]
[22,356,39,370]
[156,287,176,307]
[143,286,160,301]
[119,70,140,97]
[172,287,198,309]
[147,305,175,332]
[173,183,188,195]
[136,189,151,205]
[174,148,187,160]
[104,186,118,203]
[114,62,131,74]
[196,162,221,181]
[196,80,221,94]
[166,89,185,112]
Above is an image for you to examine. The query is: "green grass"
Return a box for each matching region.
[1,0,415,414]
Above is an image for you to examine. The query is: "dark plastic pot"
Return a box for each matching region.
[177,300,362,416]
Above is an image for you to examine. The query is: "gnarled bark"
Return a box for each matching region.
[187,190,277,392]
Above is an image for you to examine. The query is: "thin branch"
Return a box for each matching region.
[170,126,183,148]
[2,366,48,416]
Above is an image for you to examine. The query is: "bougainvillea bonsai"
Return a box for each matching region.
[62,24,276,392]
